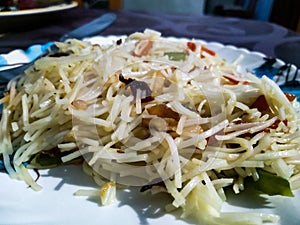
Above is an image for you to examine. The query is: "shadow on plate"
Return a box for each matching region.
[41,164,98,191]
[42,163,284,225]
[224,185,273,209]
[117,188,181,225]
[42,164,194,224]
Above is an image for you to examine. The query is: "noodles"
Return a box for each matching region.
[1,29,300,224]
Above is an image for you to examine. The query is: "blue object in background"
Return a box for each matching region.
[254,0,274,21]
[253,57,300,101]
[0,56,7,66]
[253,58,279,79]
[0,159,5,172]
[25,42,54,62]
[205,0,275,21]
[245,0,274,21]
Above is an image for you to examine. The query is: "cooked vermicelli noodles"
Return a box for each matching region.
[1,29,300,225]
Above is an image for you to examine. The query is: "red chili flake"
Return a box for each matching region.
[223,75,250,85]
[268,119,281,129]
[187,42,197,52]
[251,95,269,112]
[200,46,216,58]
[265,119,288,132]
[284,92,296,102]
[223,75,239,85]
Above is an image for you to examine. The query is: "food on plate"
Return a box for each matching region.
[0,29,300,225]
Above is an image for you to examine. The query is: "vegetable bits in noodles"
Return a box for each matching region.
[1,29,300,225]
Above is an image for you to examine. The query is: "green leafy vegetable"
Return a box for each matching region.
[245,169,294,197]
[28,148,83,169]
[164,52,186,61]
[29,148,63,168]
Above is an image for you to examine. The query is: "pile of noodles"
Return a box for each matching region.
[1,29,300,225]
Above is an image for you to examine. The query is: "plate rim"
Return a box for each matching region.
[0,1,78,17]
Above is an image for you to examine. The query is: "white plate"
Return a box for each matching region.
[0,36,300,225]
[0,2,78,17]
[1,164,299,225]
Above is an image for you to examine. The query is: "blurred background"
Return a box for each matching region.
[79,0,300,33]
[1,0,299,32]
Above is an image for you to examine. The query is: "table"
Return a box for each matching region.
[1,8,300,67]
